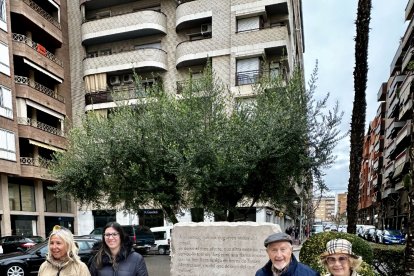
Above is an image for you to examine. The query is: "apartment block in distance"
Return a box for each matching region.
[314,197,335,222]
[0,0,76,237]
[67,0,304,233]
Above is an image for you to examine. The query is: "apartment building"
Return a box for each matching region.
[0,0,76,237]
[66,0,304,233]
[336,192,347,215]
[314,197,335,222]
[359,0,414,232]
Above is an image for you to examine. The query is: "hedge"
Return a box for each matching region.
[370,243,405,276]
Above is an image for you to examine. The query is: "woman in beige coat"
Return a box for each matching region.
[320,239,362,276]
[38,225,90,276]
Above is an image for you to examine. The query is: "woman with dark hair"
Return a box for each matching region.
[89,222,148,276]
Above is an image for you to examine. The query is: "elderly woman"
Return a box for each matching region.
[320,238,362,276]
[39,225,90,276]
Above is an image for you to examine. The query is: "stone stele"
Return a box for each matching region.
[170,221,282,276]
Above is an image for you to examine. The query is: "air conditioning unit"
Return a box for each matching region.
[109,75,120,85]
[201,24,212,34]
[123,74,134,84]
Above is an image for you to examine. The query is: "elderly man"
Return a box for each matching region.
[255,232,320,276]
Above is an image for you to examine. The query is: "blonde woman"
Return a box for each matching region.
[320,239,362,276]
[38,225,90,276]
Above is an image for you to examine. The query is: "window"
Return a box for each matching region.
[0,42,10,76]
[0,86,13,119]
[237,16,260,32]
[0,0,6,31]
[86,51,98,58]
[100,49,112,56]
[0,128,15,161]
[236,57,260,85]
[135,42,162,50]
[8,183,35,211]
[44,184,72,213]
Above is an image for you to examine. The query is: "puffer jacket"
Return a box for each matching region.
[38,258,90,276]
[89,249,148,276]
[255,254,320,276]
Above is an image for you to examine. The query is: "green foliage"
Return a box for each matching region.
[50,62,344,222]
[371,243,405,276]
[299,232,374,275]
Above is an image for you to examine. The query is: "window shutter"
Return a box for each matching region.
[237,17,260,32]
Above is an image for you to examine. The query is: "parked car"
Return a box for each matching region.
[378,229,406,244]
[311,224,324,236]
[363,228,376,241]
[150,226,172,255]
[373,229,383,243]
[338,225,347,233]
[0,236,44,254]
[0,237,98,276]
[86,225,155,255]
[357,225,375,237]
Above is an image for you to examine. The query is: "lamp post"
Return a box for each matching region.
[294,199,303,243]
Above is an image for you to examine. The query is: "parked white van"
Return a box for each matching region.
[150,226,172,255]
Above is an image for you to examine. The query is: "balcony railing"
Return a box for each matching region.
[235,69,280,86]
[23,0,60,29]
[20,157,51,168]
[18,117,64,137]
[15,75,65,103]
[12,33,63,67]
[85,86,149,105]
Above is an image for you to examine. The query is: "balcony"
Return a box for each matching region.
[85,85,149,105]
[15,75,66,114]
[82,10,167,46]
[12,34,64,79]
[387,92,399,119]
[176,0,212,30]
[402,45,414,72]
[384,160,395,179]
[388,74,405,98]
[83,48,167,76]
[233,25,288,49]
[407,0,414,20]
[377,82,386,102]
[385,117,405,139]
[399,98,413,120]
[395,120,411,147]
[399,74,413,104]
[10,0,62,43]
[384,138,395,158]
[20,157,54,180]
[18,117,63,137]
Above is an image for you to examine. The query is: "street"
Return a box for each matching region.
[145,254,170,276]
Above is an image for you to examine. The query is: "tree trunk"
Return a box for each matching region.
[347,0,371,234]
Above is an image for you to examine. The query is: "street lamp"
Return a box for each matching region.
[293,199,303,243]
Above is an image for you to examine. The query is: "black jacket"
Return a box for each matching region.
[89,247,148,276]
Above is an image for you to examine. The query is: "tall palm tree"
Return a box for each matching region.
[347,0,371,234]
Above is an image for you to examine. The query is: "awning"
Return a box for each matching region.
[393,163,407,178]
[29,139,64,152]
[23,58,63,83]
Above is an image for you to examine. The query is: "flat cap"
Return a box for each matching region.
[264,232,292,247]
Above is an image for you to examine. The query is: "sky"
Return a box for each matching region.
[302,1,408,194]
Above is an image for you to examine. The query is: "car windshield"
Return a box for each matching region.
[385,230,402,235]
[26,241,47,253]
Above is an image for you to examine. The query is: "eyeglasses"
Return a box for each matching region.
[104,232,119,238]
[326,256,349,265]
